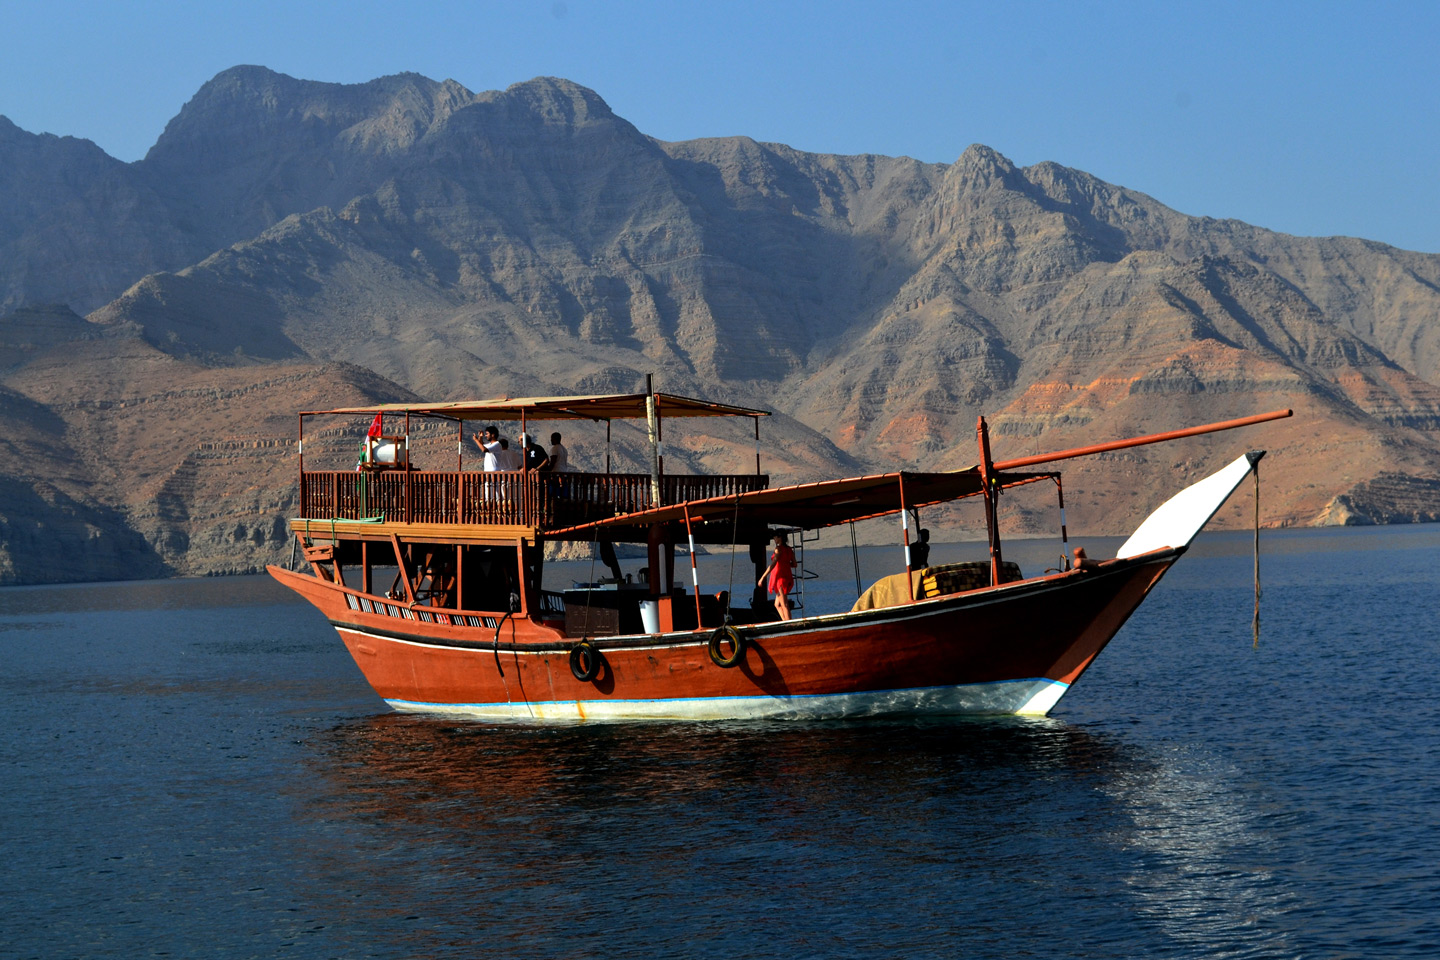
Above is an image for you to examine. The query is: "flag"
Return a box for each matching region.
[367,412,384,438]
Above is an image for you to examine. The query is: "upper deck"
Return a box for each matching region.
[297,468,769,532]
[295,389,773,538]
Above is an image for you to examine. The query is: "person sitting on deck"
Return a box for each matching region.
[911,528,931,570]
[758,531,796,621]
[599,539,624,583]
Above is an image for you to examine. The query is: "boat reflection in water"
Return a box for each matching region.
[306,712,1138,828]
[291,712,1293,957]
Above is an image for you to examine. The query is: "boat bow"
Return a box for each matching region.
[1117,451,1264,559]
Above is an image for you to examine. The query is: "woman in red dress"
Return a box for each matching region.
[758,531,796,621]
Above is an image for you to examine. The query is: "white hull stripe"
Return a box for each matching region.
[338,624,704,655]
[383,678,1071,721]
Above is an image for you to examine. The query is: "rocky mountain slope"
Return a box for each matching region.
[3,66,1440,583]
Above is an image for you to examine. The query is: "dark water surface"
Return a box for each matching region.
[3,526,1439,958]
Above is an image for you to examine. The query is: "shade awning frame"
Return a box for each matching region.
[300,392,771,423]
[545,469,1060,539]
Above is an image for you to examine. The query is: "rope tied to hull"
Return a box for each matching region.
[724,493,741,623]
[1253,460,1262,649]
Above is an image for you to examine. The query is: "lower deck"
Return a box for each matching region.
[286,517,795,642]
[286,517,1037,643]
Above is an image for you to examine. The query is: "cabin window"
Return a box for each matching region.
[459,544,521,615]
[341,538,521,617]
[399,542,460,610]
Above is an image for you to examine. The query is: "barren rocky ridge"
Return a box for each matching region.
[3,66,1440,583]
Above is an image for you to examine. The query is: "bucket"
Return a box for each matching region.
[638,600,659,634]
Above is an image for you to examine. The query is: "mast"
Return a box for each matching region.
[645,374,662,507]
[977,416,1004,586]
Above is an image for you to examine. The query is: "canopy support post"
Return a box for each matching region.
[754,416,761,476]
[645,374,661,507]
[684,505,702,628]
[389,534,415,605]
[647,523,663,599]
[297,414,305,518]
[656,392,665,481]
[899,473,914,602]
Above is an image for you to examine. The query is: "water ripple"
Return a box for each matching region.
[3,528,1439,958]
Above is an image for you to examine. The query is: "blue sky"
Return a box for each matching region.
[4,0,1438,252]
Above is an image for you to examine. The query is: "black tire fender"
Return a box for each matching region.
[569,640,601,682]
[708,625,746,668]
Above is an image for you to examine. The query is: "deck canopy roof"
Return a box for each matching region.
[303,392,770,422]
[548,468,1057,537]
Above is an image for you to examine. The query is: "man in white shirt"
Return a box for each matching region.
[498,437,524,471]
[474,425,501,471]
[549,432,570,472]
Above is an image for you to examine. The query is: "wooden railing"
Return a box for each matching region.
[298,470,769,529]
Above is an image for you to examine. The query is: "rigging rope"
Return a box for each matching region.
[850,521,862,598]
[1253,461,1262,649]
[724,494,741,622]
[583,524,599,613]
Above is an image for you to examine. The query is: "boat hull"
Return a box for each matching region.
[270,550,1178,721]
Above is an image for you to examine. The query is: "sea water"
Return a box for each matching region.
[2,525,1438,958]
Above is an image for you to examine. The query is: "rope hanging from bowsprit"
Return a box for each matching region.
[1253,459,1262,649]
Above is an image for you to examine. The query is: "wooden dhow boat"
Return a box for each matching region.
[268,390,1290,721]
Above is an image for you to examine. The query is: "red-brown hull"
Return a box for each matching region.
[269,551,1177,720]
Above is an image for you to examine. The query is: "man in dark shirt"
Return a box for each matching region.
[521,433,552,472]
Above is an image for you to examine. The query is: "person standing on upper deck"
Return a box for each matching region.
[548,432,570,472]
[521,433,551,472]
[758,531,796,621]
[473,425,502,471]
[497,437,523,471]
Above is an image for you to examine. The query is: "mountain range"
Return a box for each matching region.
[4,65,1440,584]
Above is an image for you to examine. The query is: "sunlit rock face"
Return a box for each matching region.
[3,67,1440,582]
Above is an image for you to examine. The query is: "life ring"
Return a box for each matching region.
[708,626,746,668]
[569,640,601,682]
